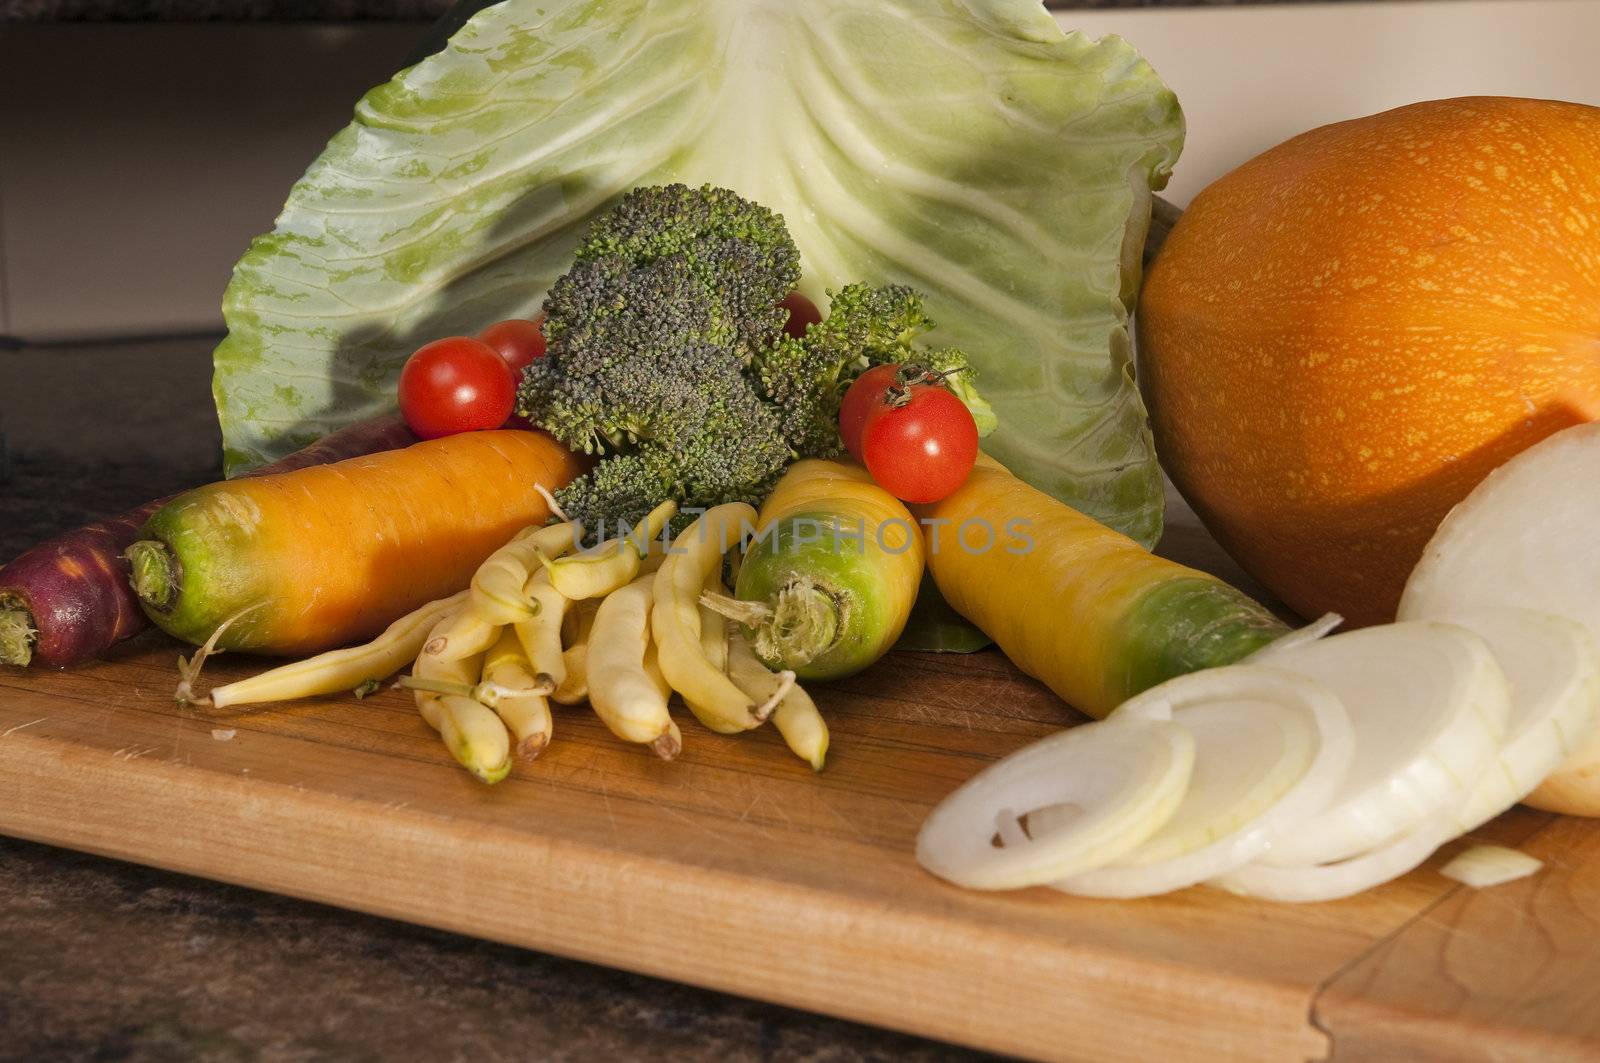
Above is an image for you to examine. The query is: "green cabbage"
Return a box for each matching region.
[214,0,1182,544]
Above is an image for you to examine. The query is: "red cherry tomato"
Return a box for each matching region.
[861,385,978,504]
[477,314,547,379]
[780,291,822,340]
[398,336,516,440]
[837,363,906,462]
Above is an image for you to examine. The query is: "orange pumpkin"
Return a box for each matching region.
[1138,97,1600,625]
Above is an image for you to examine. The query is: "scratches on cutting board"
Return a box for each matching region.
[651,800,734,844]
[1,717,47,737]
[596,778,619,838]
[813,791,874,847]
[730,792,780,843]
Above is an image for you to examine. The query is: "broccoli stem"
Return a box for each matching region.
[0,605,36,667]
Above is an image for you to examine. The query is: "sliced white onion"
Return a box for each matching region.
[1433,608,1600,831]
[1440,845,1543,889]
[915,713,1195,890]
[1254,622,1510,867]
[1398,423,1600,818]
[1249,612,1344,662]
[1527,735,1600,818]
[1051,667,1353,898]
[1400,421,1600,641]
[1212,815,1456,903]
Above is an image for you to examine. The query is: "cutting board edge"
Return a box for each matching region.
[0,726,1332,1063]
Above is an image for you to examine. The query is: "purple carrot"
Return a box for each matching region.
[0,414,418,668]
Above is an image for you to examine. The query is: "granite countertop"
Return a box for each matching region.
[0,836,990,1061]
[0,339,993,1063]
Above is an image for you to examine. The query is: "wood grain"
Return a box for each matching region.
[0,499,1592,1061]
[1314,813,1600,1062]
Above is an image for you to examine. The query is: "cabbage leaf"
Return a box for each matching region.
[213,0,1182,544]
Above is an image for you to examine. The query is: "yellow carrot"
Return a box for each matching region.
[918,455,1287,719]
[719,459,922,681]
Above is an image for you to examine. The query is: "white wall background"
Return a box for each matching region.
[1057,0,1600,206]
[3,3,1597,340]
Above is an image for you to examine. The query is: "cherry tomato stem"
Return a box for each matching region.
[860,384,978,504]
[839,363,948,462]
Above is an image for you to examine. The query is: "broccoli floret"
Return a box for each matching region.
[801,282,934,352]
[517,184,992,532]
[524,255,739,453]
[573,183,799,364]
[518,184,799,531]
[754,283,993,454]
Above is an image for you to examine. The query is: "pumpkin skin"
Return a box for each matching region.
[1138,97,1600,626]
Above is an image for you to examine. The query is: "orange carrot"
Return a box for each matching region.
[127,430,583,656]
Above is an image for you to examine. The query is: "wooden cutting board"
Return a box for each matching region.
[2,503,1597,1063]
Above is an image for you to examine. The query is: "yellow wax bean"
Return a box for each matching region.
[727,632,828,770]
[470,522,581,624]
[412,611,484,721]
[553,599,599,705]
[436,693,513,784]
[209,591,466,709]
[542,500,677,599]
[652,503,762,733]
[482,627,553,758]
[589,574,678,757]
[700,581,730,675]
[513,570,569,690]
[411,610,506,782]
[422,607,502,663]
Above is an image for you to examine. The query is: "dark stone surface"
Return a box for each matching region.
[0,836,996,1063]
[0,337,226,556]
[0,338,997,1062]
